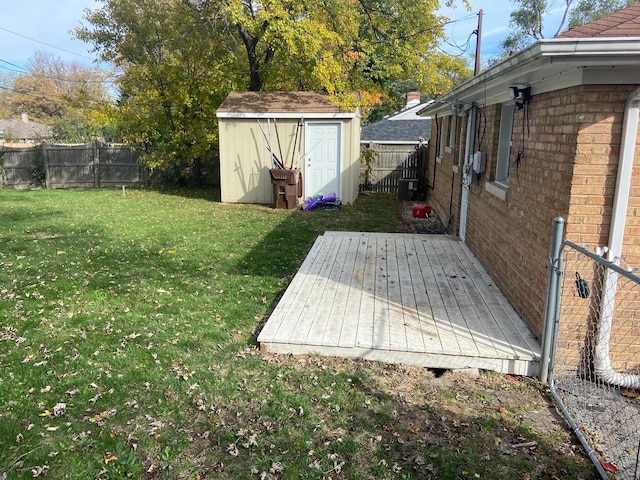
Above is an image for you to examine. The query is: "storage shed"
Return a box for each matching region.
[216,91,361,206]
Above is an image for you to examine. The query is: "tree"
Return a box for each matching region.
[179,0,469,97]
[77,0,245,167]
[2,51,111,126]
[76,0,471,169]
[499,0,640,55]
[500,0,573,53]
[568,0,640,28]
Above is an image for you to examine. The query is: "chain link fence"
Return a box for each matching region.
[549,241,640,479]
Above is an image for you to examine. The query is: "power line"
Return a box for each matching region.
[438,12,478,56]
[0,59,114,86]
[0,26,95,62]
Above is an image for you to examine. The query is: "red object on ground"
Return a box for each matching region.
[412,204,432,218]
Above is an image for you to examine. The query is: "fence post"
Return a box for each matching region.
[93,141,100,187]
[540,217,565,383]
[42,142,50,189]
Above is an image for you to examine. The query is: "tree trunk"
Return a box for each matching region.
[236,24,262,91]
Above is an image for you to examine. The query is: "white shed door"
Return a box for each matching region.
[305,122,341,199]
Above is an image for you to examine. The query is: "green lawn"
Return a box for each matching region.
[0,188,596,479]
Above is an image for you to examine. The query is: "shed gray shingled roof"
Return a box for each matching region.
[556,4,640,38]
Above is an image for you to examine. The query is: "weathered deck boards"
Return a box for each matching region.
[258,232,541,376]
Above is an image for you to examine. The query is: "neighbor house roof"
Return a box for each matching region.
[556,4,640,38]
[361,102,432,144]
[0,118,52,141]
[216,91,358,119]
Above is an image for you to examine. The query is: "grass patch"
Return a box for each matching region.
[0,188,597,479]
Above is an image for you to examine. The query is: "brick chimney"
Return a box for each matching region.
[405,91,421,108]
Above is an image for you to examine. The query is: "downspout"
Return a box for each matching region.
[594,86,640,389]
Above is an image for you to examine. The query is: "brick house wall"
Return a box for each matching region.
[565,85,640,371]
[427,115,465,233]
[427,84,640,357]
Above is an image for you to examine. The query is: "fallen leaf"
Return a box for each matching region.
[53,403,66,417]
[227,444,239,457]
[31,465,49,477]
[243,434,258,449]
[65,387,79,396]
[602,462,618,473]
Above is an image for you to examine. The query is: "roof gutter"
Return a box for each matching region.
[594,85,640,389]
[419,37,640,117]
[216,112,357,119]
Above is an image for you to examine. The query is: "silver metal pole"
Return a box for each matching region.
[540,217,565,383]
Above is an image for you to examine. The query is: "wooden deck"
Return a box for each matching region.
[258,232,541,376]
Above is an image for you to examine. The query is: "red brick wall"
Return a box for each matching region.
[427,84,640,345]
[426,115,465,233]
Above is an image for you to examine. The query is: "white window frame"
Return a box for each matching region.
[447,114,457,149]
[437,116,447,162]
[494,103,515,188]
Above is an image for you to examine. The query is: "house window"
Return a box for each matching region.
[495,103,515,186]
[447,114,457,148]
[437,117,447,161]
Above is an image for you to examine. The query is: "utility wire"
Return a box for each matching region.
[0,26,95,61]
[438,12,478,56]
[0,59,114,86]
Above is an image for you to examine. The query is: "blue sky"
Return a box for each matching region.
[440,1,568,63]
[1,0,101,72]
[0,1,569,74]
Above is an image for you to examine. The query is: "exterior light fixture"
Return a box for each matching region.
[510,86,532,109]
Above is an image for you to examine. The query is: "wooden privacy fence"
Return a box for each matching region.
[0,142,219,189]
[0,145,41,187]
[360,143,429,196]
[44,142,145,188]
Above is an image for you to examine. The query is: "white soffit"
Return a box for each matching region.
[421,37,640,116]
